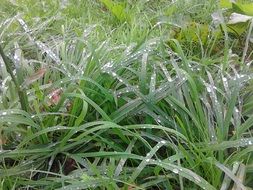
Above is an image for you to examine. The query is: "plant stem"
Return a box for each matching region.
[0,44,29,112]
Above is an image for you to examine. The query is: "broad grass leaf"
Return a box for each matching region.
[228,13,252,24]
[215,161,247,190]
[232,2,253,16]
[220,0,232,9]
[100,0,129,22]
[227,22,249,36]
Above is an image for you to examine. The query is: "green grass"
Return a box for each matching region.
[0,0,253,189]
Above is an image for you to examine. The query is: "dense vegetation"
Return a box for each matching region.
[0,0,253,189]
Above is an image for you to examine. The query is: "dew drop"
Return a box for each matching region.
[222,77,227,82]
[160,140,166,144]
[206,86,211,93]
[172,168,179,174]
[111,72,117,77]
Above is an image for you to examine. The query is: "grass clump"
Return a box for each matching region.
[0,0,253,189]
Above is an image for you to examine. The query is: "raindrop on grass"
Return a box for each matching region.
[222,77,227,82]
[111,72,117,77]
[206,86,211,93]
[172,168,179,174]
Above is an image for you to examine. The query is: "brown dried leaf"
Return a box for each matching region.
[24,68,46,86]
[48,88,63,106]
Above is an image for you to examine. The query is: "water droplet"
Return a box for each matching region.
[172,168,179,174]
[249,141,252,145]
[2,112,7,116]
[112,72,117,77]
[146,159,150,162]
[160,140,166,144]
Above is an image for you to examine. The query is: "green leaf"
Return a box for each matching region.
[100,0,129,22]
[228,13,253,24]
[74,100,88,126]
[232,2,253,16]
[220,0,232,8]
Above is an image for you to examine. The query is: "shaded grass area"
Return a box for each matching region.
[0,0,253,189]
